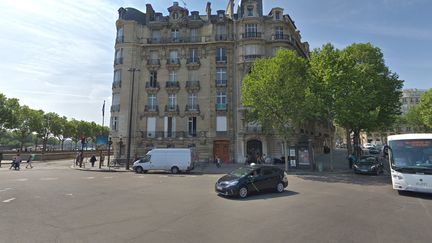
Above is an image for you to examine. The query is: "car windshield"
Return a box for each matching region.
[141,154,151,163]
[229,167,254,177]
[357,156,377,164]
[389,139,432,169]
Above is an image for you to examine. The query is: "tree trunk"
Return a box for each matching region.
[283,139,289,172]
[61,140,64,151]
[353,129,361,158]
[345,128,352,156]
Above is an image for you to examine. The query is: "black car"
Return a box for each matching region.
[353,155,384,175]
[215,165,288,198]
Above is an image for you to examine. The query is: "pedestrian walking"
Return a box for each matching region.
[90,155,97,167]
[0,152,3,168]
[25,154,33,169]
[100,153,105,167]
[10,153,22,170]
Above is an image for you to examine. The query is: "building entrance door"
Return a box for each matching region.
[213,140,230,163]
[246,139,262,163]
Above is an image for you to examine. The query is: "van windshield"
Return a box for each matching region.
[141,154,151,163]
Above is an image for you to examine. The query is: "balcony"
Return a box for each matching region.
[215,80,227,87]
[241,32,262,40]
[146,59,161,69]
[166,58,181,69]
[168,37,184,43]
[149,131,206,139]
[116,35,124,44]
[147,38,163,44]
[145,81,160,93]
[164,105,180,116]
[214,34,232,41]
[185,104,200,116]
[112,81,121,89]
[143,105,159,116]
[186,57,200,69]
[216,103,227,111]
[147,18,168,29]
[184,36,202,43]
[111,104,120,112]
[185,81,200,92]
[114,57,123,65]
[215,56,227,64]
[271,34,289,41]
[243,55,263,62]
[244,125,263,134]
[165,81,180,92]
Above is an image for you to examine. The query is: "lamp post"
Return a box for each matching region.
[107,137,112,168]
[126,68,140,170]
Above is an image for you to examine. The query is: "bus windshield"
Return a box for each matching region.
[389,139,432,170]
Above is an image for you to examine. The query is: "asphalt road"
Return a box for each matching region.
[1,160,432,243]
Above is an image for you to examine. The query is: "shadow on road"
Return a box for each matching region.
[397,190,432,200]
[218,190,299,201]
[297,173,391,186]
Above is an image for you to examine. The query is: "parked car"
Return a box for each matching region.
[132,148,196,174]
[353,155,383,175]
[363,143,376,149]
[369,147,381,154]
[215,165,288,198]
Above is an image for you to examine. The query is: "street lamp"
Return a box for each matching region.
[126,68,140,170]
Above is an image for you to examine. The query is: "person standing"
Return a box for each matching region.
[0,152,3,168]
[90,155,97,167]
[216,156,222,168]
[26,154,33,169]
[348,153,356,169]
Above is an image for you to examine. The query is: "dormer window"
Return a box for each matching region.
[247,6,253,16]
[275,11,281,20]
[173,12,178,19]
[219,13,224,19]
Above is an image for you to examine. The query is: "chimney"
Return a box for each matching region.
[206,2,211,17]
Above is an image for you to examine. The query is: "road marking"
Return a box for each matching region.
[85,177,95,179]
[16,178,28,181]
[40,178,58,181]
[0,188,12,192]
[66,193,73,196]
[103,176,114,179]
[2,198,16,203]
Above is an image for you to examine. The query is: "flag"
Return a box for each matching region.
[102,100,105,117]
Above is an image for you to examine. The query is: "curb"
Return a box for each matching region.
[71,165,132,173]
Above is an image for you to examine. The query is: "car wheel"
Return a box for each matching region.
[171,166,179,174]
[238,186,248,198]
[276,182,285,193]
[135,166,143,174]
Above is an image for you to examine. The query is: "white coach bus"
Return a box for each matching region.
[388,134,432,193]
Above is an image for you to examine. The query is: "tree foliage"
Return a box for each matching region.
[0,93,109,150]
[418,89,432,129]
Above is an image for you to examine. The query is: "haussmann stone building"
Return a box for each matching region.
[110,0,331,167]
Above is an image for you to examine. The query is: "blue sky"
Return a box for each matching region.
[0,0,431,123]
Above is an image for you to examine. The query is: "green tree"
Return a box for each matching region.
[13,106,42,150]
[334,43,403,157]
[0,94,20,130]
[309,43,343,169]
[242,49,310,171]
[418,89,432,129]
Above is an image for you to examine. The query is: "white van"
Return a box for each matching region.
[132,148,196,174]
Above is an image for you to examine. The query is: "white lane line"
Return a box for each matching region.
[65,193,73,196]
[103,176,114,179]
[2,198,16,203]
[85,177,95,179]
[40,178,58,181]
[16,178,28,181]
[0,188,12,192]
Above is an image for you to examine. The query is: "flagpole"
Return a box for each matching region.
[102,100,105,127]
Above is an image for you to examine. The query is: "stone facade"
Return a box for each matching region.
[110,1,329,165]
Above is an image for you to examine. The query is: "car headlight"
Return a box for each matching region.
[226,180,238,186]
[353,164,359,168]
[371,165,377,169]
